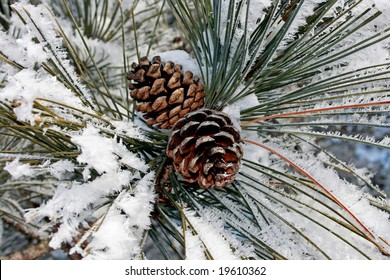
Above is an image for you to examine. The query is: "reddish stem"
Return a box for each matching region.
[241,138,376,239]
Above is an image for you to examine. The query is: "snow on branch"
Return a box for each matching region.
[84,172,155,259]
[183,208,255,260]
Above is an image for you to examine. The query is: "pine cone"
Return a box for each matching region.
[166,109,243,189]
[127,56,205,129]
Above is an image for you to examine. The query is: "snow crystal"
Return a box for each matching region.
[183,208,254,260]
[242,138,390,258]
[184,229,207,260]
[222,91,261,128]
[71,124,150,174]
[0,67,88,124]
[183,210,239,260]
[111,120,148,142]
[0,32,49,68]
[36,171,132,219]
[85,172,155,259]
[71,126,120,174]
[4,158,35,179]
[235,92,260,109]
[83,209,138,259]
[285,0,327,41]
[379,136,390,146]
[4,2,93,106]
[246,0,272,33]
[49,160,75,179]
[116,172,156,229]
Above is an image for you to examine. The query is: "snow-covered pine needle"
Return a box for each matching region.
[241,137,390,256]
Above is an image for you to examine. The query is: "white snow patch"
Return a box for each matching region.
[183,208,254,260]
[185,229,207,260]
[50,160,75,179]
[71,126,120,174]
[223,105,241,129]
[4,158,35,179]
[85,172,155,259]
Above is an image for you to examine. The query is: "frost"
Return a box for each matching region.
[0,3,94,125]
[235,93,260,109]
[184,229,207,260]
[4,158,35,179]
[184,210,239,260]
[50,160,75,180]
[70,125,150,175]
[0,69,87,124]
[379,136,390,146]
[24,124,154,256]
[116,172,156,228]
[239,137,390,259]
[183,209,255,260]
[71,126,121,174]
[0,33,49,68]
[85,172,155,259]
[284,0,328,42]
[82,208,137,259]
[112,120,147,141]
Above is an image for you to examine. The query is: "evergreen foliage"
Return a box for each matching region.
[0,0,389,259]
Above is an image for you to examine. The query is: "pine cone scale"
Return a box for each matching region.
[195,136,215,151]
[179,137,197,154]
[180,121,199,138]
[178,108,191,118]
[147,64,161,78]
[213,132,235,146]
[196,121,220,136]
[150,79,165,95]
[169,88,184,104]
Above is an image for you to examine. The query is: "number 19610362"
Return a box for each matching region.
[218,266,266,276]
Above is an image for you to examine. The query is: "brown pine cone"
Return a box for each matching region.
[127,56,205,129]
[166,109,243,189]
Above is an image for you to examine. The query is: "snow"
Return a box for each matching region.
[71,126,121,174]
[112,120,147,142]
[0,0,160,260]
[222,92,261,128]
[184,229,207,260]
[23,120,154,258]
[83,208,138,259]
[183,209,254,260]
[49,160,75,180]
[4,158,35,179]
[222,105,241,129]
[0,69,88,124]
[85,172,155,259]
[239,137,390,259]
[0,33,48,68]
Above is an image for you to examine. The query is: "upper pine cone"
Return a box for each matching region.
[166,109,243,189]
[127,56,205,129]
